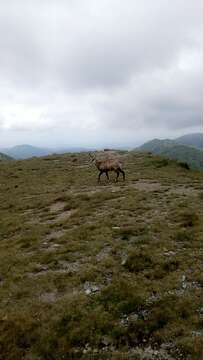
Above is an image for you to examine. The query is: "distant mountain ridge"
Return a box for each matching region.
[2,133,203,161]
[0,152,13,161]
[1,144,92,160]
[175,133,203,150]
[2,145,51,160]
[138,137,203,171]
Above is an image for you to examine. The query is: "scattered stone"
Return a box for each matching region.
[34,264,48,272]
[84,282,100,295]
[132,345,175,360]
[42,241,48,247]
[199,307,203,314]
[42,243,62,252]
[120,314,129,326]
[182,283,187,290]
[146,293,161,305]
[45,230,66,241]
[128,313,139,322]
[96,246,112,262]
[160,342,174,350]
[120,311,147,327]
[180,275,201,291]
[139,309,150,320]
[164,251,176,257]
[101,336,111,346]
[58,260,80,272]
[52,243,61,248]
[121,256,128,266]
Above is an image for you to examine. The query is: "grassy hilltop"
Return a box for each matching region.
[0,151,203,359]
[138,139,203,171]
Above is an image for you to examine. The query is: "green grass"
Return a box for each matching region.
[0,151,203,359]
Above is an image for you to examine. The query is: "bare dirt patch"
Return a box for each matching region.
[41,242,62,251]
[39,291,58,303]
[44,209,77,224]
[56,209,77,222]
[132,180,166,192]
[49,201,67,213]
[28,260,82,278]
[45,229,66,241]
[167,186,199,196]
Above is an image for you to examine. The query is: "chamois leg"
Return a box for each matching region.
[120,169,125,181]
[115,170,120,182]
[98,170,103,182]
[105,171,109,181]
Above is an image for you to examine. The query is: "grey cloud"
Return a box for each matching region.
[97,64,203,133]
[0,0,203,146]
[1,0,202,90]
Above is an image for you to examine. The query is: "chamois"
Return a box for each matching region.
[89,153,125,182]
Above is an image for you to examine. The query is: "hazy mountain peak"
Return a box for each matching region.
[176,133,203,150]
[1,144,51,160]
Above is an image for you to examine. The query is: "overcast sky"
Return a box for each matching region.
[1,0,203,148]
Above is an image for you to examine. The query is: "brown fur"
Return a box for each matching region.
[89,153,125,182]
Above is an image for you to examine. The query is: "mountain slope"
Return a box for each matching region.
[2,145,94,159]
[0,152,202,359]
[2,144,51,159]
[176,133,203,149]
[0,152,13,161]
[138,138,203,170]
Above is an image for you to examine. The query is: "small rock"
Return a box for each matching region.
[160,342,173,350]
[128,313,139,322]
[96,247,112,262]
[121,257,127,266]
[146,293,161,305]
[35,264,48,272]
[199,307,203,314]
[101,336,111,346]
[139,309,150,320]
[182,282,187,289]
[84,282,100,295]
[164,251,176,257]
[120,315,129,326]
